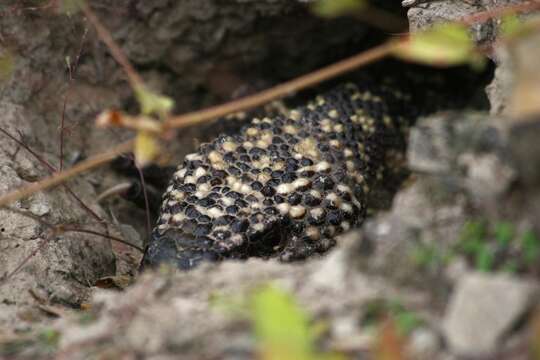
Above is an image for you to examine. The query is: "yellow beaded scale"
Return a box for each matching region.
[142,72,451,269]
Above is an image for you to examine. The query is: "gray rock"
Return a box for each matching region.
[486,46,513,115]
[408,117,455,174]
[443,272,539,357]
[409,113,516,205]
[458,151,516,201]
[407,327,441,360]
[509,120,540,186]
[407,0,495,43]
[53,256,386,360]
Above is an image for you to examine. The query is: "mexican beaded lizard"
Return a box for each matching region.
[141,73,451,270]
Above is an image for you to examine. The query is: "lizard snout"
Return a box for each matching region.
[141,230,218,270]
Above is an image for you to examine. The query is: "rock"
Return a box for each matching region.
[490,19,540,186]
[505,18,540,118]
[409,112,515,205]
[486,46,513,115]
[458,151,516,202]
[308,243,348,291]
[408,117,455,174]
[443,272,539,357]
[444,257,470,283]
[49,251,392,359]
[356,164,467,288]
[508,120,540,186]
[407,327,441,360]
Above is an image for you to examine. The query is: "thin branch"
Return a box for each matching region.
[0,1,55,16]
[0,237,51,287]
[62,227,144,253]
[164,42,395,130]
[0,42,394,208]
[2,128,55,173]
[0,140,134,208]
[0,207,143,286]
[96,182,132,202]
[0,127,106,225]
[0,226,142,288]
[59,92,69,171]
[60,25,88,170]
[460,0,540,26]
[81,3,144,89]
[135,164,152,241]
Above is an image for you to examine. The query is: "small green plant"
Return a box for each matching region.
[214,285,344,360]
[494,221,515,247]
[458,220,496,272]
[499,13,540,40]
[457,220,540,274]
[521,230,540,266]
[249,285,343,360]
[38,328,60,351]
[409,220,539,275]
[0,337,34,357]
[77,312,96,325]
[362,299,423,336]
[410,242,453,271]
[500,14,522,37]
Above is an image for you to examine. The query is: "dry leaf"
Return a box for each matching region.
[373,318,408,360]
[393,23,484,68]
[134,130,160,167]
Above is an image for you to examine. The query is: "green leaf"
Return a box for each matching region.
[494,222,514,247]
[59,0,85,15]
[393,22,485,69]
[134,85,174,119]
[410,243,448,270]
[38,329,60,348]
[501,259,518,274]
[521,231,540,266]
[134,130,160,167]
[500,14,522,37]
[251,286,313,360]
[362,299,422,336]
[395,311,422,335]
[250,285,343,360]
[475,246,494,272]
[312,0,365,18]
[459,220,487,251]
[0,50,15,82]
